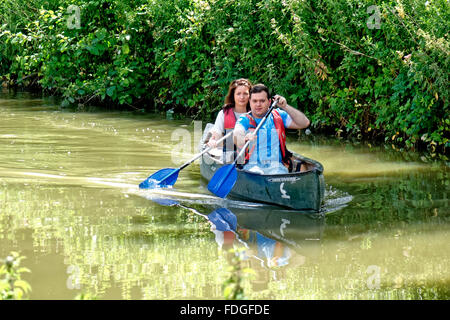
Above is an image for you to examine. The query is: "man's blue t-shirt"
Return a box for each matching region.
[235,108,292,165]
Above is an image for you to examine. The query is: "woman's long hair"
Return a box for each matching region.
[223,78,252,112]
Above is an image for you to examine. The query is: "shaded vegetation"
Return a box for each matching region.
[0,0,448,154]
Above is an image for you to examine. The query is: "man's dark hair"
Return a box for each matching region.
[249,84,271,99]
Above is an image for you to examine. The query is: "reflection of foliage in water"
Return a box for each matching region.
[312,167,450,299]
[326,167,449,229]
[249,224,450,300]
[0,163,449,299]
[0,183,233,299]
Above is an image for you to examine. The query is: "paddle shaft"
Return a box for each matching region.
[178,130,234,170]
[233,99,278,165]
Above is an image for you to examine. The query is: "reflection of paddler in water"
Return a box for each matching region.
[207,207,321,293]
[146,195,323,292]
[208,208,238,251]
[207,209,275,268]
[244,231,291,268]
[207,207,323,270]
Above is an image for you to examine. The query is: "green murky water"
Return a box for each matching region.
[0,92,449,300]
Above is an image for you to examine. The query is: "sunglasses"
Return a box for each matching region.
[232,80,251,87]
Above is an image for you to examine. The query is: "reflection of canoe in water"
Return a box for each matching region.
[229,206,325,248]
[207,207,324,270]
[200,124,326,211]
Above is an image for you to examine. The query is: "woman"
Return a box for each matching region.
[207,78,252,161]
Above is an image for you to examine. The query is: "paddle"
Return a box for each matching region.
[139,130,233,189]
[207,99,278,198]
[208,207,237,232]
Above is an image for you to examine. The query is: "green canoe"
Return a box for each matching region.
[199,124,326,211]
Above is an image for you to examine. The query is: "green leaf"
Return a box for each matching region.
[122,44,130,55]
[223,285,233,299]
[86,45,99,55]
[14,280,32,293]
[16,267,31,274]
[106,86,116,97]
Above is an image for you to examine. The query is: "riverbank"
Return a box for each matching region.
[2,88,448,164]
[1,0,448,155]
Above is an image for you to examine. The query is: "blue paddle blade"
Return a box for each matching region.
[208,212,231,231]
[208,208,237,231]
[207,164,238,198]
[215,208,237,231]
[139,168,180,189]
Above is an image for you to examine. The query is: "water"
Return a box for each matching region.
[0,92,448,299]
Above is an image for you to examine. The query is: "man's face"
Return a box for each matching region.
[249,91,270,118]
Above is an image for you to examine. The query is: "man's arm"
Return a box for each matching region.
[274,95,310,129]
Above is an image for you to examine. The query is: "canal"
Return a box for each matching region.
[0,92,448,299]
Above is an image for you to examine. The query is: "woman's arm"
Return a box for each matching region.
[207,110,225,148]
[207,130,223,148]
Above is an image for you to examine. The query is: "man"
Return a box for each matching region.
[233,84,310,174]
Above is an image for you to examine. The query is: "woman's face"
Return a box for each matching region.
[234,85,250,108]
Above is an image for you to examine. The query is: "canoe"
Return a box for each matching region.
[199,124,326,211]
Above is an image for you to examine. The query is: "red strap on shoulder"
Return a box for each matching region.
[272,110,287,158]
[224,108,236,130]
[244,113,257,128]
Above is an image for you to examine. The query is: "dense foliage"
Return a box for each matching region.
[0,0,448,154]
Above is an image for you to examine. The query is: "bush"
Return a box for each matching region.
[0,0,448,154]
